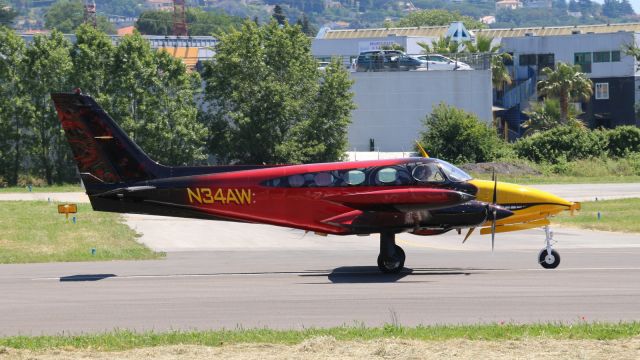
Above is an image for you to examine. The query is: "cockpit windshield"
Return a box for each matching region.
[436,160,473,182]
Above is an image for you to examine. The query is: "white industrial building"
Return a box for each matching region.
[313,22,640,148]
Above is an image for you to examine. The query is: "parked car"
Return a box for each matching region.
[410,54,473,71]
[356,51,425,72]
[317,61,330,71]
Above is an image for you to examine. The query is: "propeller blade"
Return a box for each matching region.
[492,170,497,205]
[491,209,497,251]
[415,140,429,158]
[462,227,475,244]
[491,170,497,251]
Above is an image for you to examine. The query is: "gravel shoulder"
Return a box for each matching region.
[2,337,640,360]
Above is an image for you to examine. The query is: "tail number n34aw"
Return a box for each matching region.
[52,91,580,274]
[187,188,253,206]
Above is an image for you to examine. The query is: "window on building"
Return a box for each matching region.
[595,82,609,100]
[612,50,621,62]
[519,54,537,66]
[593,51,611,63]
[574,52,592,73]
[537,53,555,69]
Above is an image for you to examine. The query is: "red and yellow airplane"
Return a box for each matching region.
[52,92,580,273]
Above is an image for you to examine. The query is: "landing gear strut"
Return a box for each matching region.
[377,232,406,273]
[538,225,560,269]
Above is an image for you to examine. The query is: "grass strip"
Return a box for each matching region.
[553,198,640,233]
[0,184,83,193]
[1,323,639,351]
[472,174,640,185]
[0,201,162,263]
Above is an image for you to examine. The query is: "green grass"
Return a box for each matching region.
[1,323,639,351]
[0,201,163,263]
[553,198,640,233]
[472,174,640,185]
[0,184,83,193]
[468,156,640,184]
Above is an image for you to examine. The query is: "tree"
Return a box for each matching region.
[99,0,145,18]
[202,20,355,164]
[136,8,243,36]
[0,26,30,186]
[396,9,486,30]
[71,24,115,101]
[623,42,640,70]
[105,32,207,165]
[21,31,73,184]
[418,103,504,164]
[278,58,355,163]
[0,0,17,26]
[568,0,580,11]
[44,0,115,33]
[603,0,635,17]
[552,0,568,12]
[187,8,243,36]
[522,98,582,136]
[537,62,593,124]
[296,13,316,36]
[272,4,286,25]
[135,10,173,35]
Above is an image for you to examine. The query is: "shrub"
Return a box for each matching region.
[418,103,506,164]
[512,125,606,163]
[606,126,640,157]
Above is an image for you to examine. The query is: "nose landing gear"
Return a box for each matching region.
[539,225,560,269]
[377,232,406,273]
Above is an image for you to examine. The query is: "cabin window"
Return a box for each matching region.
[288,174,305,187]
[412,163,445,183]
[376,168,397,184]
[314,172,333,187]
[345,170,366,185]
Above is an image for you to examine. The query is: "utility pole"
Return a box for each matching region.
[173,0,188,36]
[83,0,97,28]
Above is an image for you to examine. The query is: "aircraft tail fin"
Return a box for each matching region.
[51,92,167,191]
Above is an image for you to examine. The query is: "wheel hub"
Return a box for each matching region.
[384,259,401,270]
[544,253,555,264]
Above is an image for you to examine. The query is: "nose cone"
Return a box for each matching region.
[468,179,574,209]
[488,204,514,220]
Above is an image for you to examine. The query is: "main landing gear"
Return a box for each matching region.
[377,232,406,273]
[538,225,560,269]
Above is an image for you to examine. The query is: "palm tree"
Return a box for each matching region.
[464,35,511,91]
[537,62,593,124]
[491,53,512,91]
[417,36,460,54]
[464,34,500,54]
[522,98,584,136]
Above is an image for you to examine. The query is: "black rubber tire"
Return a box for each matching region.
[377,245,406,274]
[539,249,560,269]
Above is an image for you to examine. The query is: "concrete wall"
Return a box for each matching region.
[348,70,492,152]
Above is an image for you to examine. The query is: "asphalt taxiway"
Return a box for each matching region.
[1,184,639,336]
[1,226,640,336]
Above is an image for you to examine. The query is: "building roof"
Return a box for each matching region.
[117,26,135,36]
[320,22,640,39]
